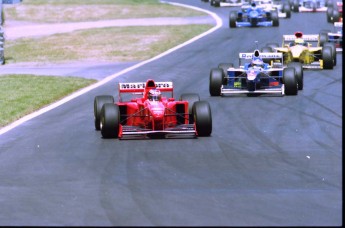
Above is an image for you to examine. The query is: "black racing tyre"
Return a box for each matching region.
[323,42,337,66]
[266,42,279,52]
[209,68,223,96]
[179,93,200,124]
[260,46,273,64]
[100,103,120,138]
[332,10,340,23]
[287,62,303,90]
[326,6,333,22]
[261,46,272,52]
[319,32,328,46]
[283,3,291,18]
[214,0,220,7]
[272,11,279,26]
[218,63,233,84]
[293,0,299,12]
[193,101,212,137]
[94,95,114,130]
[323,42,336,66]
[229,11,237,28]
[283,67,298,95]
[322,46,333,69]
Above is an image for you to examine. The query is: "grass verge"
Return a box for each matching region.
[3,0,205,23]
[0,75,96,127]
[5,24,213,64]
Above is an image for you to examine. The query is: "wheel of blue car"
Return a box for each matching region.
[323,43,336,66]
[283,3,291,18]
[209,68,223,96]
[193,101,212,137]
[218,63,233,84]
[293,0,299,12]
[272,11,279,26]
[287,62,303,90]
[94,95,114,130]
[283,68,298,95]
[179,93,200,124]
[229,11,237,28]
[322,46,333,69]
[100,103,120,138]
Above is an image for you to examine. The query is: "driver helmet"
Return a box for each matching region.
[148,89,162,101]
[251,56,264,67]
[251,2,257,9]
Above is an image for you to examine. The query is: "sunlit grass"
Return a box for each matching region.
[3,0,205,23]
[0,75,96,127]
[5,25,213,64]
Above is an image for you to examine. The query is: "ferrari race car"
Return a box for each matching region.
[326,1,342,23]
[319,22,343,52]
[291,0,327,12]
[229,2,279,27]
[94,79,212,139]
[209,50,301,96]
[262,31,336,69]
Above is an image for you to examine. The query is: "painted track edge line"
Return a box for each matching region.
[0,2,222,136]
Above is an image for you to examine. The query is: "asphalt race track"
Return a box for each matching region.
[0,0,342,226]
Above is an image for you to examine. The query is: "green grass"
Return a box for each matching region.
[0,75,96,127]
[5,24,213,64]
[4,0,205,23]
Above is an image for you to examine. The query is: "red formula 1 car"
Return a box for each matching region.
[94,79,212,139]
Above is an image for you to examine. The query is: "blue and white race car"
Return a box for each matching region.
[209,50,299,96]
[229,2,279,27]
[319,22,343,52]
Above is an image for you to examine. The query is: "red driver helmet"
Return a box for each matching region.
[148,89,162,101]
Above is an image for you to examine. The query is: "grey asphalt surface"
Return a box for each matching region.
[0,0,342,226]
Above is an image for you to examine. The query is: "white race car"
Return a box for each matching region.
[291,0,327,12]
[205,0,249,7]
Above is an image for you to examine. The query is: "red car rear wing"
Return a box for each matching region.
[118,79,174,99]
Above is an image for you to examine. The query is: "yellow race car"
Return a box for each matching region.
[262,31,336,69]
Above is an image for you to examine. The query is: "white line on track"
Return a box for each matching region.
[0,1,222,136]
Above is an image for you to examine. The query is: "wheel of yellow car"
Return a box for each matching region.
[283,67,298,95]
[322,46,334,69]
[287,62,303,90]
[179,93,200,124]
[100,103,120,139]
[267,42,279,51]
[94,95,114,130]
[193,101,212,137]
[209,68,223,96]
[323,42,336,66]
[261,46,272,52]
